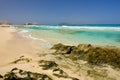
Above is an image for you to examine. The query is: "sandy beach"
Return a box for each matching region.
[0,27,81,80]
[0,27,17,64]
[0,27,40,73]
[0,27,120,80]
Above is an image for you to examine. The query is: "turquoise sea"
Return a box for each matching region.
[17,24,120,47]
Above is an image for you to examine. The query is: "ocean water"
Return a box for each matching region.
[17,24,120,47]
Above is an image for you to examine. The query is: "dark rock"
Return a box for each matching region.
[39,60,58,70]
[11,67,18,72]
[12,56,32,64]
[53,68,68,78]
[0,74,3,78]
[2,68,52,80]
[4,72,18,80]
[53,68,79,80]
[51,43,76,54]
[71,77,79,80]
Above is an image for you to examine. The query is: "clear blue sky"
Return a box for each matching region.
[0,0,120,24]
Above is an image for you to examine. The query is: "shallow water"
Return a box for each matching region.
[17,24,120,47]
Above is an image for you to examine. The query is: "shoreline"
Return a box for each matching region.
[0,27,120,80]
[0,27,41,74]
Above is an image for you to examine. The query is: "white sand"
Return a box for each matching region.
[0,27,40,74]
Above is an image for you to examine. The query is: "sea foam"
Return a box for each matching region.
[18,29,48,42]
[24,25,120,31]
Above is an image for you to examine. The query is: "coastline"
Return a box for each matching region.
[0,27,40,74]
[0,26,120,80]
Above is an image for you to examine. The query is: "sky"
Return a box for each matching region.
[0,0,120,24]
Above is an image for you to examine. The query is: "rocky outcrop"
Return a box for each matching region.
[0,59,80,80]
[1,43,120,80]
[51,43,120,68]
[1,68,52,80]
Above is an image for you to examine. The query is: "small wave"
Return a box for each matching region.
[22,33,48,43]
[18,29,48,42]
[61,26,120,31]
[23,34,52,47]
[24,25,60,29]
[19,30,29,33]
[28,34,47,42]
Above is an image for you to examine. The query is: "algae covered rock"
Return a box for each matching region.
[11,56,32,64]
[0,74,3,78]
[51,43,64,50]
[39,60,58,70]
[86,47,120,67]
[77,44,92,52]
[71,78,79,80]
[38,60,79,80]
[4,72,18,80]
[2,68,52,80]
[53,68,68,78]
[53,68,79,80]
[51,43,120,68]
[51,43,76,54]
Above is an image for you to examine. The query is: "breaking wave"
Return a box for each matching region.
[24,25,120,31]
